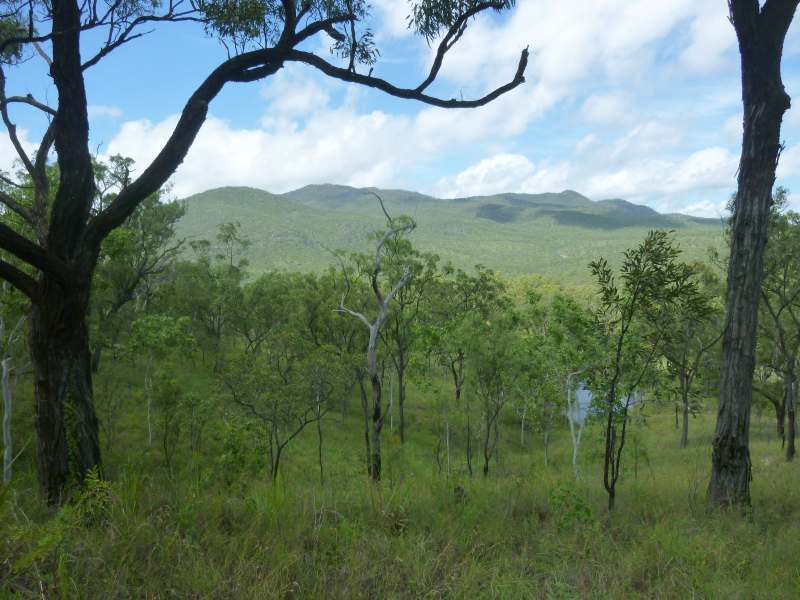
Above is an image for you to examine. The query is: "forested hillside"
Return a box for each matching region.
[0,0,798,598]
[176,185,725,291]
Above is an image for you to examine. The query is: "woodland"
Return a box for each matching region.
[0,1,798,598]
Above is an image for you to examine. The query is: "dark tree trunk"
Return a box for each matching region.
[29,279,101,503]
[370,372,382,481]
[357,372,371,477]
[774,398,786,444]
[785,372,796,460]
[680,376,690,449]
[710,0,797,507]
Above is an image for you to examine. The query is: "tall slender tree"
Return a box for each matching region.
[710,0,798,507]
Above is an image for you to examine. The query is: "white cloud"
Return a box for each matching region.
[575,134,597,154]
[777,143,800,179]
[680,199,729,219]
[88,104,122,119]
[370,0,413,39]
[433,143,738,208]
[434,153,535,197]
[679,4,736,73]
[581,93,629,124]
[723,115,742,140]
[434,153,573,198]
[0,128,36,175]
[260,66,330,118]
[104,84,541,198]
[585,147,738,199]
[607,121,683,161]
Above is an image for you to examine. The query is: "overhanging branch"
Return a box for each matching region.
[285,47,528,109]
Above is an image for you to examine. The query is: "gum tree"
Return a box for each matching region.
[0,0,528,501]
[711,0,798,507]
[591,231,701,510]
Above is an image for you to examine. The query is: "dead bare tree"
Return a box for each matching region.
[337,196,415,481]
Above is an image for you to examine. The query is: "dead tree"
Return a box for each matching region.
[338,196,415,481]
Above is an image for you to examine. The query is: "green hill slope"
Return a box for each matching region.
[175,184,726,290]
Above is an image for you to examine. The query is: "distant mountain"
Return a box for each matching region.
[175,184,725,291]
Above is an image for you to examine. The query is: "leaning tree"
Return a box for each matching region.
[710,0,798,507]
[0,0,528,501]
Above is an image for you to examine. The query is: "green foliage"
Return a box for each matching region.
[548,484,594,532]
[175,185,724,294]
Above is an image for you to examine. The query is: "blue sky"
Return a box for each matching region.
[6,0,800,217]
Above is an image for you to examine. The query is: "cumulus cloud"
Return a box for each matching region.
[679,4,736,73]
[777,143,800,179]
[88,105,123,119]
[433,142,738,210]
[104,85,539,198]
[679,199,729,219]
[581,93,629,124]
[97,0,763,215]
[0,127,36,175]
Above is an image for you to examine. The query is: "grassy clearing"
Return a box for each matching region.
[2,366,799,598]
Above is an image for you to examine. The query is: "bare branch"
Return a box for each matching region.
[285,46,528,109]
[2,95,57,116]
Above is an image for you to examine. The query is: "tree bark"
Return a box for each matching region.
[680,376,690,449]
[357,372,371,477]
[370,372,382,480]
[29,281,101,503]
[710,0,797,507]
[785,372,796,460]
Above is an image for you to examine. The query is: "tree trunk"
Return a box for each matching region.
[785,372,796,460]
[774,398,786,444]
[357,372,371,477]
[29,283,101,503]
[370,372,382,481]
[710,0,796,507]
[2,357,11,484]
[316,394,324,483]
[680,382,690,449]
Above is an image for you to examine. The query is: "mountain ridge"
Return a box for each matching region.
[175,184,725,291]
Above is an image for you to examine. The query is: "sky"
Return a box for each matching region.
[6,0,800,217]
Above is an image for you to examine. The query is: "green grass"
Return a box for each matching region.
[175,185,726,295]
[2,358,799,599]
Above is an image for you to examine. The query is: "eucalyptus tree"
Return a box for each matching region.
[712,0,798,507]
[338,199,417,480]
[129,314,195,451]
[758,200,800,460]
[466,307,520,477]
[515,291,561,465]
[0,0,527,501]
[220,328,339,483]
[422,266,507,476]
[90,184,185,372]
[168,223,250,365]
[590,231,702,510]
[381,235,439,444]
[548,294,598,474]
[658,264,723,449]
